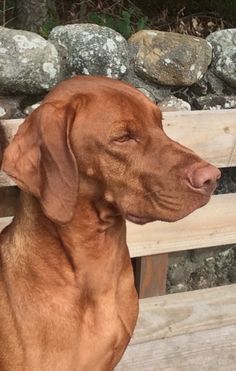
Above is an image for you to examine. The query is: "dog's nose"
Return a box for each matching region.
[188,165,221,192]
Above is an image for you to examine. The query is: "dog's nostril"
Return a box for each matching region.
[188,165,221,190]
[203,178,212,187]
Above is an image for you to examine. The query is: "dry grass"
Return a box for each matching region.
[152,8,234,38]
[1,0,235,38]
[55,1,234,38]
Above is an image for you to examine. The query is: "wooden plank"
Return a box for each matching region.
[0,109,236,186]
[163,109,236,167]
[0,187,19,217]
[0,119,20,143]
[0,217,12,232]
[1,194,236,256]
[135,254,168,298]
[116,284,236,370]
[132,284,236,344]
[127,193,236,257]
[0,120,19,186]
[116,325,236,371]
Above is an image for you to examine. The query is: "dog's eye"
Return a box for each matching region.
[114,134,133,143]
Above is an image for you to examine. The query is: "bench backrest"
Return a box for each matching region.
[0,109,236,296]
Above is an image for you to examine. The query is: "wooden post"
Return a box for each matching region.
[134,253,169,298]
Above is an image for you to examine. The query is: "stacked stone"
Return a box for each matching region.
[0,25,235,116]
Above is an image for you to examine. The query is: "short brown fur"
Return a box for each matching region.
[0,76,219,370]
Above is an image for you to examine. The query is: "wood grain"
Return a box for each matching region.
[133,284,236,344]
[117,284,236,370]
[127,193,236,257]
[0,109,236,186]
[1,194,236,257]
[0,187,19,217]
[117,325,236,371]
[135,254,168,298]
[163,109,236,167]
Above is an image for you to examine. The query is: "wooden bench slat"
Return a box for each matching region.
[132,283,236,344]
[1,109,236,186]
[164,109,236,168]
[117,325,236,371]
[127,193,236,257]
[117,284,236,370]
[0,119,20,142]
[1,194,236,257]
[0,217,12,232]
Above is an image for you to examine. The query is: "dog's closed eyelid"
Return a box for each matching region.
[110,130,139,144]
[114,133,133,143]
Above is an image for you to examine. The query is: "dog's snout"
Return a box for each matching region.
[187,165,221,192]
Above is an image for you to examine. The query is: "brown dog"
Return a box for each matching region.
[0,76,220,371]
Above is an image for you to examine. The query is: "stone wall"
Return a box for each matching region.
[0,24,235,293]
[0,25,235,116]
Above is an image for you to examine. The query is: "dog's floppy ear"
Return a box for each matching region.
[2,101,79,224]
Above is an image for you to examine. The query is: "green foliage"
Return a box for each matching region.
[137,16,149,31]
[2,0,235,36]
[88,5,149,39]
[115,11,132,39]
[40,0,59,38]
[40,17,58,38]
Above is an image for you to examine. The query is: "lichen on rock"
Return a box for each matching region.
[49,24,129,79]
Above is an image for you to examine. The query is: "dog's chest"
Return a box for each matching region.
[6,286,134,371]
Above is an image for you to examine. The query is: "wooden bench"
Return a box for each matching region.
[1,109,236,370]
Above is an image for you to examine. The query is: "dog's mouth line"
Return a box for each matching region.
[125,213,154,225]
[124,192,212,225]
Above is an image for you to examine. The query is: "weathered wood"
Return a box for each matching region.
[164,109,236,167]
[117,284,236,370]
[0,124,7,166]
[0,109,236,186]
[1,194,236,257]
[135,254,168,298]
[0,172,14,187]
[132,284,236,344]
[0,187,19,217]
[127,193,236,257]
[0,119,20,143]
[0,119,20,186]
[0,217,12,233]
[117,325,236,370]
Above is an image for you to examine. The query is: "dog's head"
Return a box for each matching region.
[2,76,220,225]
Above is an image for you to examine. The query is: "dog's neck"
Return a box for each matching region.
[9,190,129,289]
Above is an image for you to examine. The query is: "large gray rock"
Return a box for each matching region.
[0,27,62,94]
[24,101,42,116]
[207,29,236,88]
[0,96,24,119]
[128,30,212,86]
[122,43,172,103]
[49,24,129,78]
[159,95,191,111]
[190,70,225,96]
[123,68,171,103]
[194,94,236,110]
[174,69,235,109]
